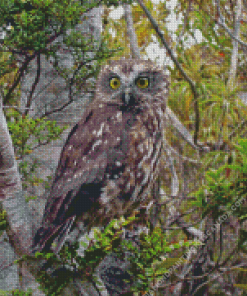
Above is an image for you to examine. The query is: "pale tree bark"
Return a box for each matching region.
[0,97,33,254]
[0,97,41,293]
[123,3,141,59]
[226,0,242,90]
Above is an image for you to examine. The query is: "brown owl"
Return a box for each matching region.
[32,58,169,254]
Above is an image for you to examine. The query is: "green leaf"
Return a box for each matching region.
[154,258,187,270]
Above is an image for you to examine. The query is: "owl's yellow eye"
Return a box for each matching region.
[136,77,149,89]
[109,77,121,89]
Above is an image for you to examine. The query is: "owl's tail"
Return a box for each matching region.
[31,217,75,255]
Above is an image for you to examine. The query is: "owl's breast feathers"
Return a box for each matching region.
[32,103,164,253]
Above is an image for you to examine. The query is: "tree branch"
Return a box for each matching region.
[123,3,141,59]
[25,54,41,115]
[136,0,200,144]
[220,0,242,90]
[0,97,33,255]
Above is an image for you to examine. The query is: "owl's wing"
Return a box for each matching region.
[32,106,126,253]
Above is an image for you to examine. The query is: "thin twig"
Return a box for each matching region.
[174,0,192,51]
[136,0,200,144]
[2,106,33,110]
[4,55,34,104]
[25,53,41,115]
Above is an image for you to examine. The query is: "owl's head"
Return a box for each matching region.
[95,58,169,110]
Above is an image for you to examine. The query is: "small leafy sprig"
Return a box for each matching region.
[115,226,200,293]
[6,109,67,196]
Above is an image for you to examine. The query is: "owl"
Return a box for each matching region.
[32,58,169,254]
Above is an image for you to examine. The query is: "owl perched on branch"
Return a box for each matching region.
[32,58,169,254]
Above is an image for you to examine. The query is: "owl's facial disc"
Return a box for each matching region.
[106,68,154,107]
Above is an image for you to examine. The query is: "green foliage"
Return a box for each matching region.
[33,252,69,296]
[103,0,133,6]
[10,289,33,296]
[7,110,66,158]
[231,139,247,173]
[0,288,33,295]
[6,109,67,195]
[0,208,7,235]
[193,138,247,219]
[0,0,93,51]
[28,215,200,295]
[113,226,200,293]
[169,44,243,139]
[30,217,133,295]
[0,51,20,105]
[0,0,123,104]
[166,0,247,178]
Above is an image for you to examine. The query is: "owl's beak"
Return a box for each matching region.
[122,88,135,105]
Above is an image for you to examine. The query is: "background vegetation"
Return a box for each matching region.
[0,0,247,295]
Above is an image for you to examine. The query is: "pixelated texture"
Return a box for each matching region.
[32,58,169,254]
